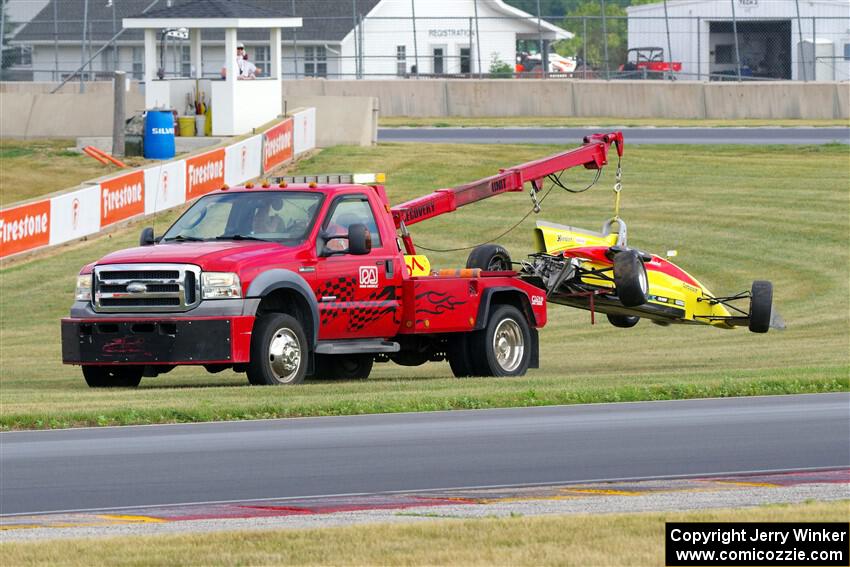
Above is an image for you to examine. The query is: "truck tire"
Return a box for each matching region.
[247,313,308,385]
[82,366,143,388]
[607,314,640,328]
[471,304,531,377]
[314,354,373,380]
[613,250,648,307]
[447,333,476,377]
[748,280,773,334]
[466,244,512,271]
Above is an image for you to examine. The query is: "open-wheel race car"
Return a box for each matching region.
[465,217,783,333]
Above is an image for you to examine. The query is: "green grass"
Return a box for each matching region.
[0,139,150,207]
[380,116,850,128]
[1,144,847,429]
[2,500,847,566]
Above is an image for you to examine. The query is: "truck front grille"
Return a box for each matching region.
[93,264,201,313]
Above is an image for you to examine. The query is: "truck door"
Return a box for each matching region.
[314,194,402,340]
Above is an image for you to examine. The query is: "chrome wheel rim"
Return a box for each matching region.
[638,265,648,294]
[492,318,524,372]
[488,256,508,271]
[268,328,301,382]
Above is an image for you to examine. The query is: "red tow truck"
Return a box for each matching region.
[61,133,623,387]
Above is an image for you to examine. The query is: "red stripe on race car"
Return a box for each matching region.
[562,247,700,287]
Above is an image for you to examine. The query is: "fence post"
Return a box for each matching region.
[696,16,701,80]
[468,17,473,77]
[601,0,610,80]
[53,0,59,81]
[730,0,742,81]
[80,0,88,92]
[795,0,806,81]
[0,0,6,80]
[663,0,673,81]
[582,16,587,80]
[112,71,126,157]
[473,0,481,78]
[536,0,545,79]
[811,16,816,81]
[411,0,419,77]
[291,0,298,79]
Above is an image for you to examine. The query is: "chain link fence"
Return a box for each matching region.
[2,11,848,84]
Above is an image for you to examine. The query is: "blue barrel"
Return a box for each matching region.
[143,110,176,159]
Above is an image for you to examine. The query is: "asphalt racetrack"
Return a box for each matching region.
[378,127,850,145]
[2,393,847,516]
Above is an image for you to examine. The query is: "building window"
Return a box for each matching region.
[132,47,143,80]
[180,46,191,77]
[715,44,734,64]
[304,46,327,78]
[432,47,444,75]
[253,46,270,77]
[460,47,471,74]
[844,43,850,61]
[396,45,406,76]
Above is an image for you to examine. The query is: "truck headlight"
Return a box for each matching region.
[201,272,242,299]
[75,274,93,301]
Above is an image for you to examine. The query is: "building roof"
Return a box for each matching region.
[13,0,380,44]
[123,0,301,29]
[12,0,569,44]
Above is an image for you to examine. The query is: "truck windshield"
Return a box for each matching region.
[162,191,324,246]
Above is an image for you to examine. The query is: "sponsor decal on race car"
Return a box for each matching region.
[531,295,544,306]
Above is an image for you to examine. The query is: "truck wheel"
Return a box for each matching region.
[472,305,531,377]
[748,280,773,333]
[248,313,308,385]
[447,333,476,377]
[607,314,640,328]
[466,244,512,271]
[613,250,648,307]
[82,366,143,388]
[314,354,373,380]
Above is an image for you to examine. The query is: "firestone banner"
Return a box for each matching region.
[185,148,226,200]
[0,200,51,257]
[101,170,145,227]
[262,118,293,174]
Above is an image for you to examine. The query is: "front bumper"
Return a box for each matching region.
[61,316,254,365]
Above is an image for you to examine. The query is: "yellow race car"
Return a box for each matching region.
[467,218,783,333]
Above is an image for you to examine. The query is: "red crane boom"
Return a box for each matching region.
[391,132,624,231]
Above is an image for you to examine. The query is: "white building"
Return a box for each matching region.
[11,0,570,81]
[626,0,850,81]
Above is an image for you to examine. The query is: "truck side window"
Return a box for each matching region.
[324,196,382,248]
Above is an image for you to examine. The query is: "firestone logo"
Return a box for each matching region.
[264,131,292,163]
[102,182,143,219]
[188,160,224,190]
[0,212,49,243]
[71,198,80,230]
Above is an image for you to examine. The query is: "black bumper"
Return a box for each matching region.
[61,319,234,364]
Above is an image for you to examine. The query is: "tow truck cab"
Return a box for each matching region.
[62,176,546,387]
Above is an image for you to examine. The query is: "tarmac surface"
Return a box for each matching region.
[378,127,850,145]
[2,469,847,541]
[2,393,847,517]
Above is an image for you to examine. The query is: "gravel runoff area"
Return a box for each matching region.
[2,471,847,542]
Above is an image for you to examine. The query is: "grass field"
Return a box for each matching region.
[2,500,846,566]
[0,139,149,207]
[380,116,850,128]
[0,143,847,429]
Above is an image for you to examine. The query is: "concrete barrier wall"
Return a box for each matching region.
[283,79,850,119]
[284,95,378,147]
[0,90,145,138]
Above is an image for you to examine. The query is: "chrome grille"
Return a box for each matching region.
[93,264,201,313]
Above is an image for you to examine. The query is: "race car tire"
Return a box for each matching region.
[607,314,640,328]
[447,333,477,377]
[247,313,308,385]
[614,250,648,307]
[313,354,373,380]
[471,305,531,377]
[748,280,773,334]
[466,244,512,271]
[82,365,143,388]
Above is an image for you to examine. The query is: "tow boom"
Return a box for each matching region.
[391,132,624,230]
